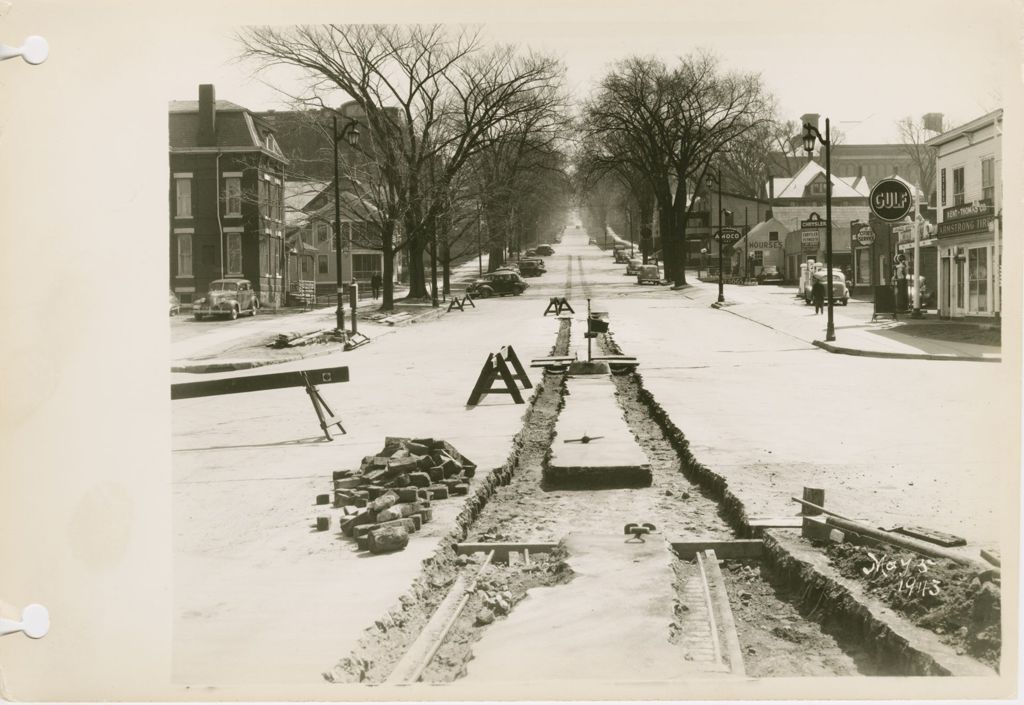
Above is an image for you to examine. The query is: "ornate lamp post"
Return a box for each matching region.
[802,118,835,342]
[332,114,361,333]
[705,167,724,303]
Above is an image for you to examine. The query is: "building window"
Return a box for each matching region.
[225,177,242,216]
[301,256,312,278]
[768,231,779,242]
[227,233,242,275]
[352,253,382,282]
[808,180,826,196]
[318,255,329,275]
[752,250,764,267]
[351,221,370,247]
[981,158,994,204]
[175,178,192,218]
[968,247,988,312]
[259,180,269,219]
[177,233,192,276]
[260,238,269,276]
[952,167,965,206]
[270,237,280,277]
[316,221,331,248]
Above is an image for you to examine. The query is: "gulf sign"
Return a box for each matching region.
[869,178,913,222]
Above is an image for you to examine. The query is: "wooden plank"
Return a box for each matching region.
[980,548,1001,567]
[455,542,557,564]
[704,549,746,678]
[386,551,495,683]
[891,525,967,548]
[694,551,722,667]
[171,365,350,400]
[671,539,763,560]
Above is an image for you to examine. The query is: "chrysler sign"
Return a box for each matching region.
[869,178,913,222]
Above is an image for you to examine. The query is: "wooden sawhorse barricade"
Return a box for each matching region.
[171,365,349,440]
[447,294,475,312]
[543,297,574,316]
[466,346,532,406]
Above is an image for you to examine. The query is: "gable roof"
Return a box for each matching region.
[769,160,870,199]
[737,217,789,245]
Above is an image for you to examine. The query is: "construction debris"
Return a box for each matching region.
[324,437,478,554]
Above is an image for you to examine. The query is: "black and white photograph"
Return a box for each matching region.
[0,0,1021,701]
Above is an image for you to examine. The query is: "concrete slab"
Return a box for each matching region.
[465,534,723,683]
[546,375,651,486]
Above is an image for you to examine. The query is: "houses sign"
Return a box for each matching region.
[869,178,913,221]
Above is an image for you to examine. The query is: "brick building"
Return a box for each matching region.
[169,85,288,308]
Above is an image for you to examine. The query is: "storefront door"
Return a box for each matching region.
[954,258,966,316]
[941,258,951,314]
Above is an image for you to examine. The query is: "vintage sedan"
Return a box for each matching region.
[519,258,546,277]
[535,244,555,256]
[169,290,181,316]
[804,269,849,306]
[193,279,259,320]
[625,258,642,275]
[637,263,662,285]
[466,271,529,298]
[757,265,784,285]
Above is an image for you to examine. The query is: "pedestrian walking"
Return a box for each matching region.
[371,271,382,300]
[811,278,825,315]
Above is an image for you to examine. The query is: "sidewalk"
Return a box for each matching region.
[687,274,1001,362]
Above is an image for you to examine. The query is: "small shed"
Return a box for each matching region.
[732,217,788,278]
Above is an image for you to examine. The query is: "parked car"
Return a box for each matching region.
[193,279,259,320]
[524,248,539,257]
[535,244,555,256]
[466,271,529,298]
[519,258,546,277]
[804,269,849,306]
[495,262,520,274]
[614,249,632,264]
[757,265,784,285]
[637,264,662,285]
[625,258,642,275]
[169,290,181,316]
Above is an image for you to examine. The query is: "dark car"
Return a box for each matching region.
[524,248,539,257]
[519,258,546,277]
[193,279,259,320]
[535,244,555,256]
[466,271,529,298]
[757,265,784,285]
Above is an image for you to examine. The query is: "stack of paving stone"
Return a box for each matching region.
[318,437,477,554]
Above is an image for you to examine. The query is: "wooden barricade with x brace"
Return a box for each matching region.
[171,365,349,440]
[466,345,533,406]
[447,293,476,312]
[543,297,575,316]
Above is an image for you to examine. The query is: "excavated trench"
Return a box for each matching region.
[326,315,957,684]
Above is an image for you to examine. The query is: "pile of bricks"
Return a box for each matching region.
[315,436,477,554]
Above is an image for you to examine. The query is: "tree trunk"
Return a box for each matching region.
[488,246,505,272]
[442,240,451,295]
[639,201,654,264]
[381,222,395,311]
[658,204,675,281]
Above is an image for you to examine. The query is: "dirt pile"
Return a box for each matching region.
[824,542,1000,669]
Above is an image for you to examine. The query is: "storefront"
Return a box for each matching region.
[895,220,938,310]
[781,212,852,282]
[732,217,787,277]
[936,204,996,318]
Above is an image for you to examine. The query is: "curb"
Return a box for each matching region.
[812,339,1001,363]
[172,307,449,375]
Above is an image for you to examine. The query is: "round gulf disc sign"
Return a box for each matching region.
[869,178,913,222]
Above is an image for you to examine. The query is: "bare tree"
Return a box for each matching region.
[238,24,566,309]
[580,52,772,285]
[896,115,948,203]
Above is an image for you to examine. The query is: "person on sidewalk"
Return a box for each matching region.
[811,278,825,315]
[371,271,382,300]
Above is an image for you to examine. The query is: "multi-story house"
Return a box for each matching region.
[169,84,288,308]
[927,109,1002,319]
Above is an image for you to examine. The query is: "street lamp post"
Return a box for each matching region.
[332,114,361,333]
[802,118,835,342]
[705,167,724,303]
[477,204,483,276]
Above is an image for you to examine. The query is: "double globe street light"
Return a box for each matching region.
[802,117,836,342]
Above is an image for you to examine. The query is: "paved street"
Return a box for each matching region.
[172,221,1013,685]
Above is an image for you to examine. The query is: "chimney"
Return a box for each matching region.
[857,165,863,180]
[198,84,216,147]
[766,171,774,221]
[922,112,944,133]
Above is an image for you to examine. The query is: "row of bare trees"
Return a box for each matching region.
[238,24,572,310]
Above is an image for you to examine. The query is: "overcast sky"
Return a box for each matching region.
[164,0,1019,144]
